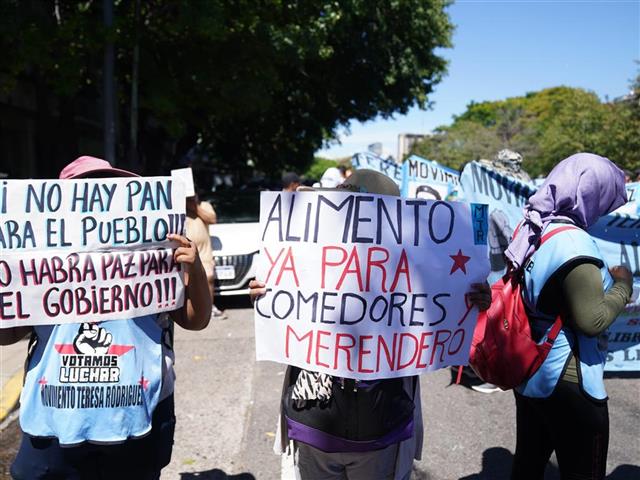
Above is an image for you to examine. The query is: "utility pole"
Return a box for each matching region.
[103,0,116,164]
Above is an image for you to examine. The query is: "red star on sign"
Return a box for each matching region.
[139,376,150,390]
[450,249,471,275]
[38,377,47,386]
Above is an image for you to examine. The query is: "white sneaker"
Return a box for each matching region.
[211,306,227,320]
[471,382,502,393]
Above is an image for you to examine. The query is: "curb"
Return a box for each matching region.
[0,370,22,422]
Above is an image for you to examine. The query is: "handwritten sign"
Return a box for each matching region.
[171,167,196,197]
[0,178,186,327]
[254,191,490,379]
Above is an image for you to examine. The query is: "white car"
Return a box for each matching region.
[206,190,261,296]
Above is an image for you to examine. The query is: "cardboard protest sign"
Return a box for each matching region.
[0,178,186,327]
[351,152,403,187]
[171,167,196,197]
[254,190,490,379]
[402,155,461,201]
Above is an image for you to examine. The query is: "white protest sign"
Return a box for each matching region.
[254,191,490,380]
[0,177,186,327]
[171,167,196,197]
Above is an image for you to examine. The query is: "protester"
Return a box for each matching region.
[505,153,631,480]
[3,156,212,479]
[282,172,301,192]
[317,166,345,188]
[479,149,532,183]
[187,192,226,319]
[338,164,353,179]
[250,169,491,480]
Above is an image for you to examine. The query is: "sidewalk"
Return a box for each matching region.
[0,339,28,422]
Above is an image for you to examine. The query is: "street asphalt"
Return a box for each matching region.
[163,301,639,480]
[1,301,638,480]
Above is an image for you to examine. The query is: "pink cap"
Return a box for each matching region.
[59,156,139,179]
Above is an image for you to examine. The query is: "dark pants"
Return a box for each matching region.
[11,395,175,480]
[512,381,609,480]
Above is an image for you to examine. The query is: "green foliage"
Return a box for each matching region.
[304,157,339,180]
[0,0,453,174]
[411,81,640,177]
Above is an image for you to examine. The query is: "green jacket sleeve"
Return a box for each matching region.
[562,263,632,337]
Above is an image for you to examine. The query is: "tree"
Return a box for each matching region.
[0,0,453,178]
[601,71,640,172]
[410,83,640,177]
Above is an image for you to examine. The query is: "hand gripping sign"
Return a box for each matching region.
[0,177,186,327]
[254,190,490,380]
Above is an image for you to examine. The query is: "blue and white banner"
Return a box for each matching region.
[401,155,461,201]
[349,154,640,371]
[351,152,403,187]
[460,161,640,372]
[459,162,536,285]
[589,213,640,371]
[615,182,640,217]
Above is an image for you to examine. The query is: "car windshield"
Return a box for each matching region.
[205,190,261,223]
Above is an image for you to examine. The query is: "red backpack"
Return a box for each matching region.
[468,225,578,390]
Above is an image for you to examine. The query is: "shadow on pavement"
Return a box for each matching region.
[458,447,559,479]
[453,447,639,479]
[460,447,560,480]
[180,469,256,480]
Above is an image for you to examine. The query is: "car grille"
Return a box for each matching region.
[214,254,254,287]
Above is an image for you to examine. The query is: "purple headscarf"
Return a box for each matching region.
[505,153,627,269]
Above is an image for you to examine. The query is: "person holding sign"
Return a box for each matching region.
[505,153,631,480]
[250,169,491,480]
[3,156,211,480]
[186,191,227,319]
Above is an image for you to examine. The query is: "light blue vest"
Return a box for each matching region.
[20,316,163,446]
[517,224,612,400]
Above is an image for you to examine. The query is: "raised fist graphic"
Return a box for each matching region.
[73,323,113,355]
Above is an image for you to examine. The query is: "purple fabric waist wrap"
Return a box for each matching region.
[286,416,413,453]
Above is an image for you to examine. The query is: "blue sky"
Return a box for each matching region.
[317,0,640,160]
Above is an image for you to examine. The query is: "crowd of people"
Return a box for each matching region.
[0,152,632,480]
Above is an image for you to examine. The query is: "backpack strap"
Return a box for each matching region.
[511,224,580,274]
[539,225,580,245]
[512,223,579,245]
[544,316,564,343]
[531,225,581,347]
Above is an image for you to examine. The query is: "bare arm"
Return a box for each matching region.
[168,234,212,330]
[197,201,217,225]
